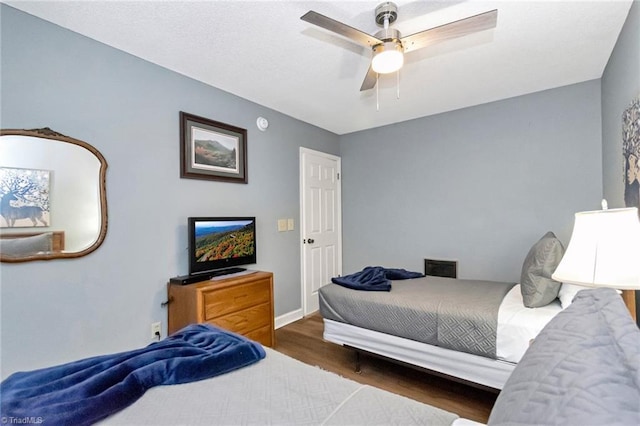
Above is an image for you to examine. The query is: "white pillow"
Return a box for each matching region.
[558,283,584,309]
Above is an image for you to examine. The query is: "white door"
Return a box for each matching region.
[300,148,342,315]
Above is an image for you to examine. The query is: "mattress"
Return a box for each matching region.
[321,283,561,390]
[319,276,515,359]
[99,347,459,425]
[321,278,560,364]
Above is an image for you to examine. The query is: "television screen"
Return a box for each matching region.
[188,217,256,276]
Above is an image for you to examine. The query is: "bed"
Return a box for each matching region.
[1,323,459,426]
[2,287,638,426]
[99,346,458,425]
[320,232,575,390]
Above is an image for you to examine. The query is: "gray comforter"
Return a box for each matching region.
[488,288,640,425]
[319,276,515,359]
[101,347,458,425]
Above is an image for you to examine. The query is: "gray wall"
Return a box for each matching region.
[0,5,339,377]
[340,81,603,282]
[601,0,640,317]
[1,1,635,377]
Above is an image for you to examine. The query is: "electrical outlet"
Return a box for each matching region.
[151,322,161,341]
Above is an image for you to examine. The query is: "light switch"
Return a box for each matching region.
[287,218,294,231]
[277,219,287,232]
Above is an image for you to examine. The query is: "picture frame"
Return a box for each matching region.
[623,96,639,215]
[0,166,51,228]
[180,111,248,183]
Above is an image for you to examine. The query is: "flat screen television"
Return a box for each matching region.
[188,217,256,276]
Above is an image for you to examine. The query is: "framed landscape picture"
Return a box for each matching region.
[180,112,248,183]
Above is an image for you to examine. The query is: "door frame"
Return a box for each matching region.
[299,147,342,316]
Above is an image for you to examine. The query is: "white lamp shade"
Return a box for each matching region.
[371,42,404,74]
[552,207,640,289]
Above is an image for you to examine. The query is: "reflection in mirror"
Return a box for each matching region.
[0,128,108,262]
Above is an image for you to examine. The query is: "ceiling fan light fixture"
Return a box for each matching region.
[371,41,404,74]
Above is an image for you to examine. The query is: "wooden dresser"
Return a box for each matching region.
[167,271,275,347]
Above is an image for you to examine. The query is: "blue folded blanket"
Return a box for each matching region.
[331,266,424,291]
[0,323,266,426]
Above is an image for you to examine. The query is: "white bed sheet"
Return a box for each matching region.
[496,284,561,363]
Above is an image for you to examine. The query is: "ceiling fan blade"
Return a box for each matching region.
[301,11,383,47]
[360,66,377,91]
[401,9,497,53]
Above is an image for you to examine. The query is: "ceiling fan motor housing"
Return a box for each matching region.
[374,27,401,43]
[375,2,398,26]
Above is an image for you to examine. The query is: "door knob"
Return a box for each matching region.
[307,238,315,244]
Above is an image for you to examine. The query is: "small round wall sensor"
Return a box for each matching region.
[256,117,269,131]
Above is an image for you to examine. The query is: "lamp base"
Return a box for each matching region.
[621,289,637,322]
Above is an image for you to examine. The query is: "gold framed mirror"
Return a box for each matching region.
[0,128,108,262]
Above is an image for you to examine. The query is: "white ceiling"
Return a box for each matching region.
[3,0,633,135]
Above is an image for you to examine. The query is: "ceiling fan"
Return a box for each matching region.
[301,2,498,91]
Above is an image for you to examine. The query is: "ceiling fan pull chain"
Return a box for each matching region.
[396,69,400,99]
[376,73,380,111]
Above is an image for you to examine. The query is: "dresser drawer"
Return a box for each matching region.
[244,324,273,347]
[203,279,271,320]
[168,271,274,345]
[208,302,271,336]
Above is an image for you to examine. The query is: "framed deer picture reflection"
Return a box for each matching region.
[0,167,50,228]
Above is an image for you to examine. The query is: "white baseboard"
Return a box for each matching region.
[275,309,303,329]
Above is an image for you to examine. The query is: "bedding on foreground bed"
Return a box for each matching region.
[0,324,458,426]
[99,347,458,425]
[1,288,638,426]
[0,324,265,425]
[488,287,640,425]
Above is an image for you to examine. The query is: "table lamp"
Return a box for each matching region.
[552,201,640,322]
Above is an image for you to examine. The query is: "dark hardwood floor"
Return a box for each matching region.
[274,313,498,424]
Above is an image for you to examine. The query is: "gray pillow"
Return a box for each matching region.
[0,232,53,256]
[520,231,564,308]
